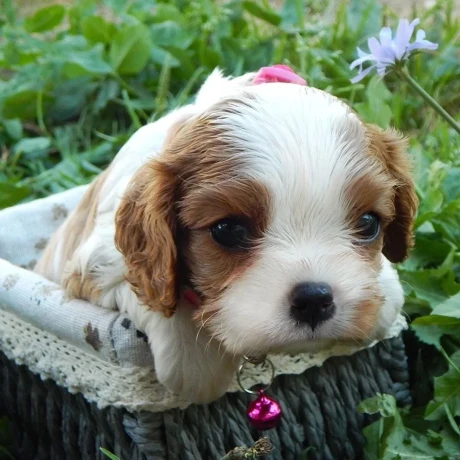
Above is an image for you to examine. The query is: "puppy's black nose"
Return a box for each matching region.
[290,282,335,330]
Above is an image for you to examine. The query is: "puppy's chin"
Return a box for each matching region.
[221,325,379,358]
[198,308,383,360]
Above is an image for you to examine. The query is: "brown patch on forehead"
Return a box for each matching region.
[154,109,271,309]
[180,179,269,231]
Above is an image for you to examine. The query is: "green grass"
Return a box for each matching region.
[1,0,460,458]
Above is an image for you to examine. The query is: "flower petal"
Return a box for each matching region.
[367,36,396,65]
[415,29,426,41]
[409,18,421,30]
[406,27,438,53]
[367,37,384,59]
[376,64,388,76]
[379,26,393,47]
[350,65,375,83]
[350,54,374,70]
[394,20,408,58]
[407,40,439,52]
[394,18,420,59]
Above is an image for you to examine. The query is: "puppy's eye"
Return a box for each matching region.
[210,218,251,250]
[355,212,380,242]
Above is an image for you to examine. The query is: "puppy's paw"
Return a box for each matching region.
[144,307,238,404]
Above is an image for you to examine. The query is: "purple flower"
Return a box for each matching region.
[350,19,438,83]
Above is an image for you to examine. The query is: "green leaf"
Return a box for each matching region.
[439,426,460,457]
[62,45,112,77]
[49,78,96,123]
[431,199,460,246]
[93,80,120,112]
[99,448,120,460]
[81,16,116,44]
[444,402,460,435]
[150,22,194,50]
[198,38,222,69]
[109,24,151,75]
[425,354,460,435]
[24,5,66,33]
[359,394,407,459]
[404,235,452,272]
[358,393,398,417]
[2,90,51,120]
[434,368,460,413]
[424,400,445,421]
[399,270,449,308]
[242,2,281,26]
[354,77,392,127]
[0,183,30,209]
[411,315,460,348]
[68,0,97,33]
[151,4,183,24]
[14,137,51,159]
[442,167,460,201]
[150,46,181,68]
[278,0,304,30]
[432,292,460,318]
[358,395,450,459]
[399,250,458,309]
[361,419,381,460]
[103,0,127,11]
[385,433,448,459]
[1,119,23,140]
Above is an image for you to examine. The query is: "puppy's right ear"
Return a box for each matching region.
[115,159,179,317]
[114,114,193,317]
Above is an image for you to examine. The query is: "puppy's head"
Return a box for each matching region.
[115,83,417,356]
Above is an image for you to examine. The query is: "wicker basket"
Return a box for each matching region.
[0,188,411,460]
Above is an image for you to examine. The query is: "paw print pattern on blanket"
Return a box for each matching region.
[2,274,20,290]
[84,322,102,351]
[121,318,148,343]
[51,204,68,221]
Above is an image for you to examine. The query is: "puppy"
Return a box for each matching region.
[35,68,417,403]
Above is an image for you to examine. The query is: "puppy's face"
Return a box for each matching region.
[116,84,417,357]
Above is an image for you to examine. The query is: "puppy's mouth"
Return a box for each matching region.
[191,294,383,358]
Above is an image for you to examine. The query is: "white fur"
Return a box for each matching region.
[40,70,406,403]
[201,84,402,356]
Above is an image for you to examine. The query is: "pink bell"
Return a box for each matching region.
[246,389,282,430]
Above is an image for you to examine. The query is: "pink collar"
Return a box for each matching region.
[252,64,307,86]
[183,288,201,308]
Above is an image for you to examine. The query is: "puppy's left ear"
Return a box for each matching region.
[367,125,418,263]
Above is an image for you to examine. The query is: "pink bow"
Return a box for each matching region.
[252,64,307,86]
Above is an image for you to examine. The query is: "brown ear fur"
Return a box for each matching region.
[114,161,178,317]
[114,114,194,317]
[367,125,418,263]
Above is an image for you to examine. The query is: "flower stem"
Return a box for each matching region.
[397,67,460,135]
